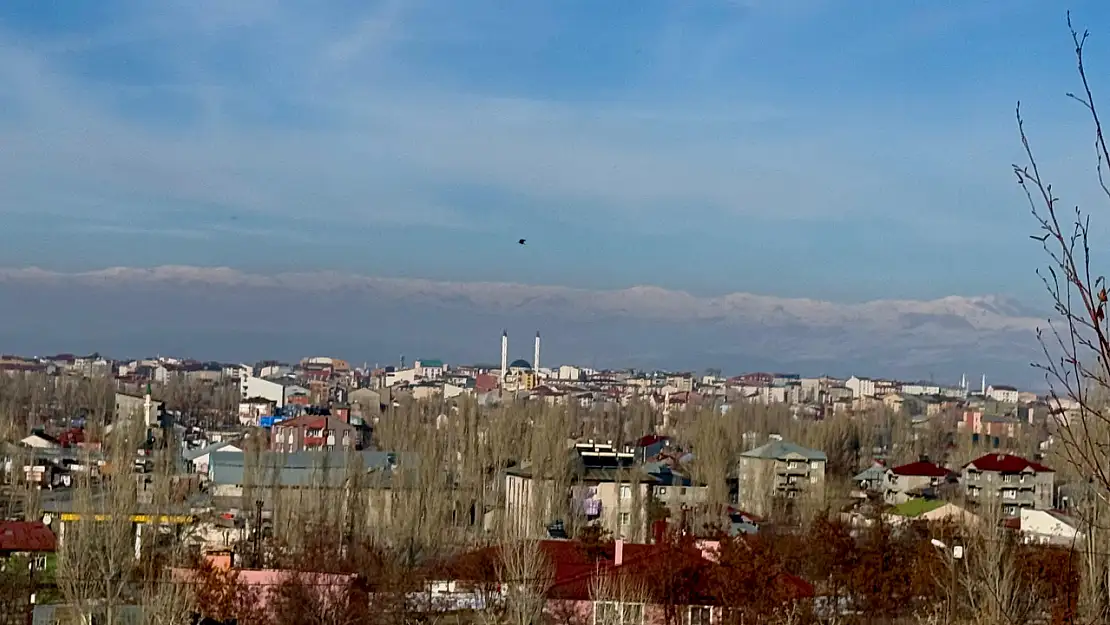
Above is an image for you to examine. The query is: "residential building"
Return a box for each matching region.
[732,436,827,516]
[504,441,657,540]
[1017,508,1083,547]
[557,365,582,381]
[883,459,952,505]
[240,375,285,408]
[644,461,708,520]
[845,376,876,398]
[987,384,1021,404]
[962,453,1055,515]
[853,460,887,495]
[114,390,164,427]
[414,359,447,380]
[270,412,362,453]
[239,397,276,425]
[900,382,941,396]
[183,440,242,475]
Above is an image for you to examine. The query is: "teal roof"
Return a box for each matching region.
[853,464,887,482]
[417,359,444,368]
[740,439,827,462]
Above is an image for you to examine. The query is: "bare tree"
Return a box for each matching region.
[1017,14,1110,620]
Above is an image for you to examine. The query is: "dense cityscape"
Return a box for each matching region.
[0,339,1092,623]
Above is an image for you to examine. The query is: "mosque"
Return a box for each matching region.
[499,331,542,392]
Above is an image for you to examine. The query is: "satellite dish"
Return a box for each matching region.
[41,514,52,526]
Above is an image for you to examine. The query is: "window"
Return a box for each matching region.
[680,487,687,496]
[810,461,821,470]
[688,606,712,625]
[656,486,667,496]
[809,475,818,484]
[619,512,631,526]
[595,601,646,625]
[620,485,632,499]
[787,461,800,470]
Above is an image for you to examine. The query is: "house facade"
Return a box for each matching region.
[883,459,951,505]
[504,442,657,540]
[733,436,827,516]
[962,453,1055,515]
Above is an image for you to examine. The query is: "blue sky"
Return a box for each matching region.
[0,0,1108,302]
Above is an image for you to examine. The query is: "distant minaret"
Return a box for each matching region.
[143,383,153,427]
[960,373,967,391]
[981,374,987,395]
[534,331,541,372]
[500,331,509,384]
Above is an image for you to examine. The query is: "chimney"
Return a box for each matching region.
[614,539,624,566]
[500,331,509,385]
[534,331,541,372]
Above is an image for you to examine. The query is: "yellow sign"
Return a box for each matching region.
[59,513,194,524]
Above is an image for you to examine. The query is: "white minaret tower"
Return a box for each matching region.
[981,374,987,396]
[143,383,153,427]
[500,331,509,384]
[534,331,541,372]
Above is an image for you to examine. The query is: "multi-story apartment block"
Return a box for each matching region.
[986,384,1020,404]
[962,453,1055,516]
[846,376,876,398]
[883,459,952,505]
[504,441,657,540]
[241,375,286,408]
[732,436,827,516]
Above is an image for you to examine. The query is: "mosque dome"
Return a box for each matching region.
[509,359,532,370]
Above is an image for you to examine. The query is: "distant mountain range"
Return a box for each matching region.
[0,266,1050,387]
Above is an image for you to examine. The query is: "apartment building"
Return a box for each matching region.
[883,458,952,505]
[732,436,827,516]
[504,441,657,540]
[270,412,362,453]
[962,453,1055,515]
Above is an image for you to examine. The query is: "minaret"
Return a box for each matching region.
[960,373,967,391]
[981,374,986,396]
[534,331,541,372]
[500,331,509,384]
[143,383,153,427]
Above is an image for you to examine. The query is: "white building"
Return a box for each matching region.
[1019,508,1083,547]
[413,359,447,380]
[900,383,941,396]
[987,385,1021,404]
[385,368,419,387]
[240,375,285,408]
[558,365,582,381]
[846,376,876,398]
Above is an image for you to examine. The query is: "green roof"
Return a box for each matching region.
[889,498,946,517]
[417,359,444,368]
[740,439,827,462]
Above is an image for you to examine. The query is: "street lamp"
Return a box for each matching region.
[930,539,964,621]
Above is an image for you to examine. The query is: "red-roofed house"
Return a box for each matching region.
[883,458,954,505]
[0,521,56,555]
[270,413,360,452]
[962,453,1055,515]
[423,538,813,622]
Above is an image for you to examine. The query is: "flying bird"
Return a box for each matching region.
[518,239,526,245]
